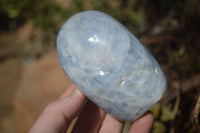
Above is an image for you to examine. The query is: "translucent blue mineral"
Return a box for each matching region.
[57,10,167,121]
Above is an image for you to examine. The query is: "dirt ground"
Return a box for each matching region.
[0,21,72,133]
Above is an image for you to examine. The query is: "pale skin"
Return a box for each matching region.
[29,84,154,133]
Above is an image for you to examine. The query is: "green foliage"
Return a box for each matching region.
[150,103,161,119]
[31,1,70,31]
[0,0,141,32]
[0,0,33,18]
[0,0,72,31]
[152,121,166,133]
[151,104,175,132]
[160,106,174,122]
[73,0,84,11]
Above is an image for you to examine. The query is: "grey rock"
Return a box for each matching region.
[57,10,167,121]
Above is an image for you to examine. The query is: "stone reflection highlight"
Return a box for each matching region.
[57,10,167,121]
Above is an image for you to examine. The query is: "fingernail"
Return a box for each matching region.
[69,88,83,98]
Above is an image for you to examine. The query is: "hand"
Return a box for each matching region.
[29,85,154,133]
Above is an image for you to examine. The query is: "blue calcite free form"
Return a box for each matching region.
[57,10,167,121]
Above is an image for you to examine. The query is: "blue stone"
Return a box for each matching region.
[57,10,167,121]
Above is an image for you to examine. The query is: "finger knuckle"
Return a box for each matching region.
[45,101,61,112]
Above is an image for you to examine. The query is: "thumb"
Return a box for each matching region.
[29,87,86,133]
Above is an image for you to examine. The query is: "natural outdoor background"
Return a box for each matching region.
[0,0,200,133]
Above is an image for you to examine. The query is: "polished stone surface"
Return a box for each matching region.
[57,10,167,121]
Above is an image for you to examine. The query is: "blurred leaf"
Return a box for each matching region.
[152,121,166,133]
[5,9,19,18]
[129,10,139,26]
[150,103,161,119]
[73,0,84,11]
[0,0,32,18]
[160,106,174,122]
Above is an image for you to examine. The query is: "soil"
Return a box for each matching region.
[0,21,71,133]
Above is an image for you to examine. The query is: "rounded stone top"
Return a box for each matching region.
[57,10,167,121]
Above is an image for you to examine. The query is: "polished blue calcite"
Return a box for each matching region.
[57,10,167,121]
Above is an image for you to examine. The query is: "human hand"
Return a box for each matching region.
[29,84,154,133]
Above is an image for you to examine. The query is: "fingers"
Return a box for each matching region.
[29,85,86,133]
[129,111,154,133]
[72,100,106,133]
[29,83,154,133]
[59,88,86,122]
[59,84,76,99]
[99,114,124,133]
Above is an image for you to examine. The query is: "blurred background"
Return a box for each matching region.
[0,0,200,132]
